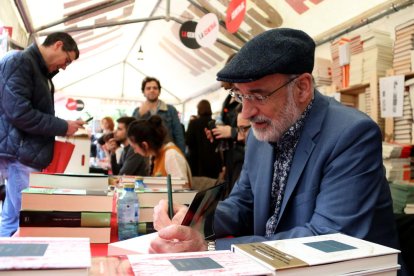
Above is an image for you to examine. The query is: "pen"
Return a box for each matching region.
[167,174,174,219]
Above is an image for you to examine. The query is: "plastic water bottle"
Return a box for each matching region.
[117,183,139,240]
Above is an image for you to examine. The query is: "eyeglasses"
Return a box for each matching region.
[228,75,300,105]
[65,51,72,67]
[237,125,251,133]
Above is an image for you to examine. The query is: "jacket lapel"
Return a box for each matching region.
[276,91,329,227]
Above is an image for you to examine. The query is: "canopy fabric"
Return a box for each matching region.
[6,0,407,105]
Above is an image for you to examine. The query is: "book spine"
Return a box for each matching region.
[138,222,156,235]
[19,210,111,227]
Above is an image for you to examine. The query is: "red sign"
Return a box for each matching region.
[0,26,13,37]
[226,0,246,34]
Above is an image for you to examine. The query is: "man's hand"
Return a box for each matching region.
[139,101,152,116]
[204,128,214,143]
[66,120,84,136]
[153,199,188,231]
[106,138,119,154]
[212,125,232,139]
[149,224,207,253]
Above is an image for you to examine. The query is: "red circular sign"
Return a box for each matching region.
[226,0,246,34]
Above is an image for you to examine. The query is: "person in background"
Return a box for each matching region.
[206,53,244,188]
[150,28,400,260]
[100,116,114,134]
[128,115,192,188]
[94,116,115,161]
[0,32,84,236]
[186,100,222,179]
[132,77,185,153]
[107,117,148,176]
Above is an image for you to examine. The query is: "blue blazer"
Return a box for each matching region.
[214,91,399,250]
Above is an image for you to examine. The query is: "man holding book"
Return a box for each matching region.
[0,32,84,237]
[151,28,400,257]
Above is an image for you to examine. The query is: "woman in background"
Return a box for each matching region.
[186,99,221,179]
[128,115,192,188]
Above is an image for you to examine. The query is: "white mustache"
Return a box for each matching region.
[249,116,271,125]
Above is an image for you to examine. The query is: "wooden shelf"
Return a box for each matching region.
[339,83,370,95]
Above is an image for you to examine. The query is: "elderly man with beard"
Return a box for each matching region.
[149,28,399,256]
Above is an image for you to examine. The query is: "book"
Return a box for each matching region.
[127,250,273,275]
[21,187,113,212]
[138,222,156,235]
[142,176,187,189]
[404,203,414,214]
[19,210,111,227]
[137,189,197,208]
[108,232,158,256]
[18,227,111,244]
[231,233,399,276]
[29,172,108,191]
[0,237,90,275]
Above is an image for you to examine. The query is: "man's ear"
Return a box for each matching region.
[294,73,313,103]
[54,40,64,50]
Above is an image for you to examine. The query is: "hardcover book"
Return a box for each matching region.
[21,187,113,212]
[29,172,108,191]
[231,233,400,276]
[19,210,111,228]
[0,237,90,275]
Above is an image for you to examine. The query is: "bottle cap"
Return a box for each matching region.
[124,183,135,189]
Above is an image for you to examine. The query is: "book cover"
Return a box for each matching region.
[18,227,111,244]
[21,187,113,212]
[232,233,399,276]
[29,172,108,191]
[0,237,90,273]
[19,210,111,227]
[127,250,273,275]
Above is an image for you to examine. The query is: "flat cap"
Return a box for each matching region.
[217,28,315,83]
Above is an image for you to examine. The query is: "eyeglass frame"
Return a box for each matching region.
[64,51,73,67]
[237,125,251,133]
[228,75,300,104]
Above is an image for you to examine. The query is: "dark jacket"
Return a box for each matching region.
[110,144,149,176]
[0,44,68,169]
[185,115,222,178]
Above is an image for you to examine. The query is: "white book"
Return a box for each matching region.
[232,233,399,276]
[29,172,108,191]
[127,250,273,276]
[0,237,90,275]
[108,232,158,256]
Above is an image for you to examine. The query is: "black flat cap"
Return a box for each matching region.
[217,28,315,83]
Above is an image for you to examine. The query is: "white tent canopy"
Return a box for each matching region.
[2,0,414,118]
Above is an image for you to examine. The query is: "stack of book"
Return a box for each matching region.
[348,35,364,86]
[394,90,413,144]
[330,37,350,89]
[360,29,393,83]
[389,181,414,214]
[312,57,332,88]
[393,19,414,75]
[0,237,91,275]
[19,187,113,243]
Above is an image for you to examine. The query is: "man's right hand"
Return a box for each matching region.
[66,120,84,136]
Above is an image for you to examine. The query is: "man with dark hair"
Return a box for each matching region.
[107,117,148,176]
[0,32,84,236]
[132,76,185,153]
[151,28,400,259]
